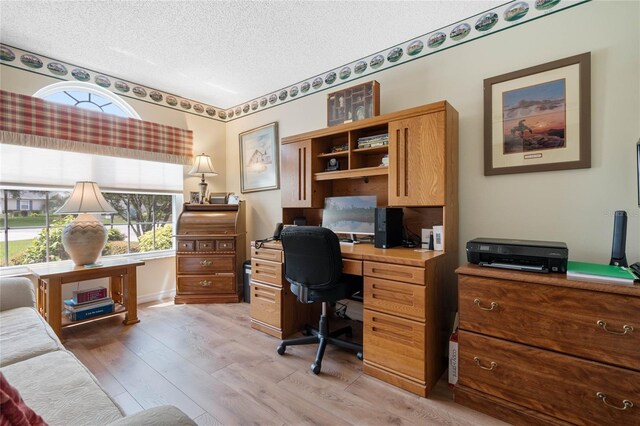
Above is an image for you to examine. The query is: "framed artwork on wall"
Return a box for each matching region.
[239,122,280,193]
[484,52,591,176]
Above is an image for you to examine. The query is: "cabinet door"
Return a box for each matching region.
[281,139,324,208]
[388,112,445,206]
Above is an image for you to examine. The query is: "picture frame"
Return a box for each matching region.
[484,53,591,176]
[189,191,200,204]
[228,195,240,205]
[239,122,280,193]
[327,81,380,127]
[209,193,227,204]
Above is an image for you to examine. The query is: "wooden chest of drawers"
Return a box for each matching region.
[455,264,640,425]
[175,203,246,304]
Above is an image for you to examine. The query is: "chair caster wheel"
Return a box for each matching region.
[302,326,312,336]
[311,363,321,374]
[357,352,363,361]
[277,345,286,355]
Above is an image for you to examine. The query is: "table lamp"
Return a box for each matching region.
[189,153,218,203]
[55,181,117,265]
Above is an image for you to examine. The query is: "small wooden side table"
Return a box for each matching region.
[29,258,144,339]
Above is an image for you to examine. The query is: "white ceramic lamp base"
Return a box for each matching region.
[61,213,108,265]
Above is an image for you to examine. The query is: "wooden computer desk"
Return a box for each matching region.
[249,240,449,397]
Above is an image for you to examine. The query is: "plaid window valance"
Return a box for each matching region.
[0,90,193,165]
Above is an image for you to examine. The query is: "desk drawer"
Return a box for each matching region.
[197,240,215,251]
[459,275,640,370]
[343,259,362,276]
[364,277,426,321]
[251,247,282,262]
[459,330,640,426]
[250,282,281,328]
[216,240,235,251]
[251,258,283,286]
[364,261,425,285]
[177,240,195,252]
[364,309,425,381]
[178,256,234,273]
[177,275,235,294]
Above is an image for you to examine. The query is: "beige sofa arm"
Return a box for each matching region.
[106,406,196,426]
[0,277,36,311]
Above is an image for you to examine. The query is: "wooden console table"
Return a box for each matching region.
[30,258,144,339]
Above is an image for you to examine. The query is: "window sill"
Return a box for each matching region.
[0,250,175,277]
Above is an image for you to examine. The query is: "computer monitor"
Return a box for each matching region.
[321,195,376,236]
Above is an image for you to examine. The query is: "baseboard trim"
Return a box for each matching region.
[137,289,175,304]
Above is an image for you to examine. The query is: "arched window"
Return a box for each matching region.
[33,81,140,119]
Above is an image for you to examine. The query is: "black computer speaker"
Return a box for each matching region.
[609,210,628,267]
[374,207,403,249]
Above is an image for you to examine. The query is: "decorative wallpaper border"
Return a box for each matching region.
[0,44,226,122]
[0,0,589,122]
[224,0,590,121]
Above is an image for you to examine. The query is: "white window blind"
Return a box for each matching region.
[0,144,184,193]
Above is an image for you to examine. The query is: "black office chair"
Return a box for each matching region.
[276,226,363,374]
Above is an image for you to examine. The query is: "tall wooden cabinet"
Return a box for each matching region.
[175,203,246,304]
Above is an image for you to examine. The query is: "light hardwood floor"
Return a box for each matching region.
[64,301,506,426]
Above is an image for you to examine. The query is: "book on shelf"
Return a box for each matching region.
[566,261,638,285]
[357,134,389,149]
[357,133,388,142]
[65,303,115,321]
[64,297,113,313]
[357,141,388,149]
[72,287,107,304]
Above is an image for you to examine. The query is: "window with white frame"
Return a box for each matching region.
[0,83,183,267]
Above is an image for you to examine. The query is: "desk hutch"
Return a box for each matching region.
[250,101,459,397]
[175,202,246,304]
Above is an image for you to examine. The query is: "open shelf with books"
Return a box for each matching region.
[61,304,127,327]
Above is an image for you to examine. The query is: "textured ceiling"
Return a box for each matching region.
[0,1,504,109]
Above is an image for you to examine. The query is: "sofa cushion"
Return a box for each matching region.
[0,372,47,426]
[1,351,123,426]
[0,307,64,367]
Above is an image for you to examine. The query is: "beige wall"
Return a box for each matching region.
[225,0,639,265]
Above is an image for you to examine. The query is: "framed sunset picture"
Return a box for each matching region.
[484,53,591,175]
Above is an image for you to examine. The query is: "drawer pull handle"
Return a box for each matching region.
[474,357,497,371]
[200,260,212,267]
[200,280,212,287]
[596,392,633,410]
[474,299,498,311]
[597,320,633,335]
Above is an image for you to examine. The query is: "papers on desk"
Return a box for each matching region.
[566,261,638,285]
